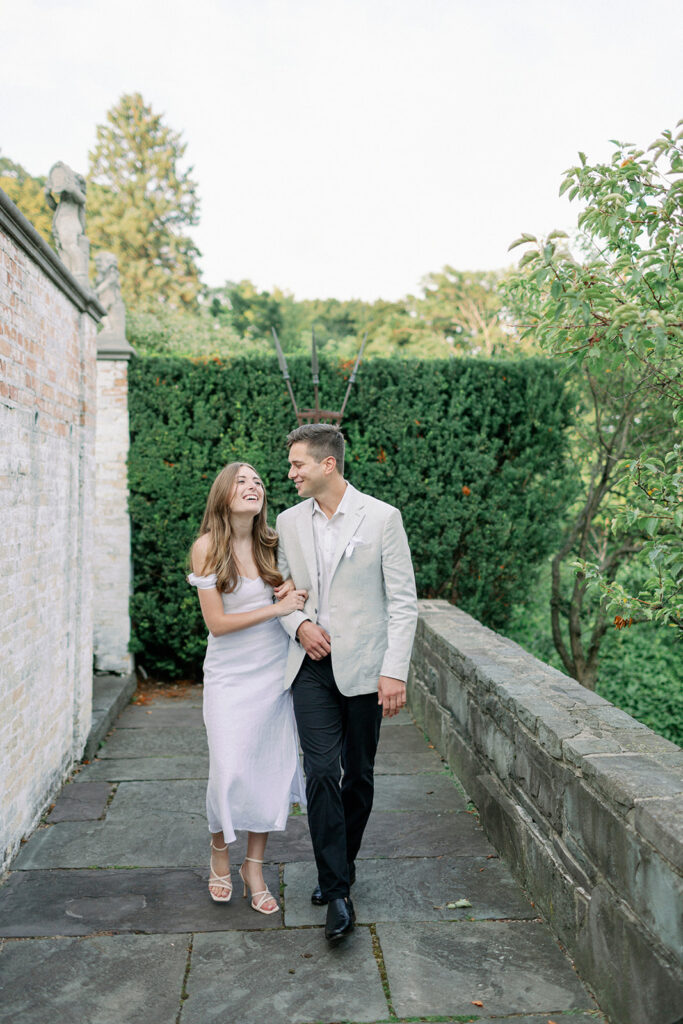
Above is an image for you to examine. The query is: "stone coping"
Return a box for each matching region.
[415,600,683,829]
[97,335,136,360]
[84,674,137,761]
[0,186,104,322]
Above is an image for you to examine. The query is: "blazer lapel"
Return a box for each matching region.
[329,489,366,581]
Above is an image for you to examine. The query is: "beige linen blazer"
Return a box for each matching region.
[276,483,418,696]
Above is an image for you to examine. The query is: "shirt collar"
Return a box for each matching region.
[312,481,354,521]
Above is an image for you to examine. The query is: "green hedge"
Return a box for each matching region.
[128,355,575,678]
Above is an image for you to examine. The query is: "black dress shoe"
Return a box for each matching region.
[324,898,355,942]
[311,862,356,906]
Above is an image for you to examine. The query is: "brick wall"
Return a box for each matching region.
[409,600,683,1024]
[0,190,102,872]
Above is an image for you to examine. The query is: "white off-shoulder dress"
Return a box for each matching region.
[188,572,305,842]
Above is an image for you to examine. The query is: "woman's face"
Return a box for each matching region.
[228,465,264,516]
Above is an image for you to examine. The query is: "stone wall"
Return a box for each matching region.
[93,358,133,674]
[408,600,683,1024]
[0,188,103,872]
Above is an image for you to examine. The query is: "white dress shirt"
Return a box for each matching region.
[311,482,354,633]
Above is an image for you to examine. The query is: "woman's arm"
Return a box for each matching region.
[196,586,303,637]
[191,537,306,637]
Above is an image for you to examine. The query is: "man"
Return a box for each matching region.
[276,423,417,942]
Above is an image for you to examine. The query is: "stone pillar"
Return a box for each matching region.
[93,253,135,674]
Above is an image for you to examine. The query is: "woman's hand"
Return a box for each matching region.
[273,578,296,599]
[274,588,308,616]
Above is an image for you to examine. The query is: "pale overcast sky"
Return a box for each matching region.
[2,0,681,301]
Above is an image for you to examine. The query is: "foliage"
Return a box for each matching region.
[208,280,286,341]
[400,267,533,358]
[581,437,683,628]
[0,153,53,244]
[533,365,670,689]
[127,307,251,359]
[201,268,536,361]
[506,125,683,687]
[128,354,573,678]
[87,92,202,311]
[504,560,683,745]
[593,622,683,745]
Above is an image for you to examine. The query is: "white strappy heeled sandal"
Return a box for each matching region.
[208,839,232,903]
[238,856,279,915]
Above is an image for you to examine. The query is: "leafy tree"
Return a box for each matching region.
[204,271,533,361]
[87,92,202,310]
[0,154,53,244]
[506,124,683,687]
[405,267,526,357]
[205,283,407,359]
[365,268,537,359]
[207,280,285,341]
[533,368,667,688]
[127,307,247,359]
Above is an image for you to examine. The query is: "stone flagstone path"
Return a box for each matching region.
[0,689,607,1024]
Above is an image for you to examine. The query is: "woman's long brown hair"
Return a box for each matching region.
[192,462,283,593]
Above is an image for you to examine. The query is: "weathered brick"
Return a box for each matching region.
[0,212,97,873]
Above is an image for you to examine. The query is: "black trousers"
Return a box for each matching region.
[292,654,382,901]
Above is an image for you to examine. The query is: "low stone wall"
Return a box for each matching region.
[0,188,103,872]
[408,600,683,1024]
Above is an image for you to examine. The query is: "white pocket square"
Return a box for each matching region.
[345,536,369,558]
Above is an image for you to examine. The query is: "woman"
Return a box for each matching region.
[188,462,307,914]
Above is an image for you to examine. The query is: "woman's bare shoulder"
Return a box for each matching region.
[191,533,212,573]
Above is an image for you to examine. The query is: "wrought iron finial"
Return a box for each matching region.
[271,327,299,418]
[271,327,367,426]
[340,332,368,419]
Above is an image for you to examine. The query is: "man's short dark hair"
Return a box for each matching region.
[287,423,345,474]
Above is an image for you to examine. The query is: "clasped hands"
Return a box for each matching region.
[295,619,406,718]
[273,578,308,616]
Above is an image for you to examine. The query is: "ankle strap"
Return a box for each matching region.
[211,840,229,851]
[243,856,263,864]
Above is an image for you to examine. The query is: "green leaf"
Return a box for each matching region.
[508,233,538,251]
[645,518,660,537]
[518,251,540,268]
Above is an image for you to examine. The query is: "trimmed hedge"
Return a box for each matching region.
[128,355,575,678]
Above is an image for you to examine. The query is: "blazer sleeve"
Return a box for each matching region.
[379,507,418,681]
[275,512,309,641]
[276,513,292,579]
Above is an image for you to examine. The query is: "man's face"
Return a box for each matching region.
[288,442,329,498]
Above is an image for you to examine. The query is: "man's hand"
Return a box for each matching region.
[296,620,331,660]
[377,675,406,718]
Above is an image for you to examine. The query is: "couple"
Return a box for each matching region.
[188,423,418,942]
